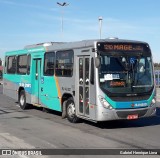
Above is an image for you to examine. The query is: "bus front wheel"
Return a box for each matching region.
[19,90,27,110]
[66,98,79,123]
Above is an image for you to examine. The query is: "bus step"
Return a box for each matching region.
[33,103,42,107]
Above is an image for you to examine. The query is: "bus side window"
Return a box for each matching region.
[27,54,31,75]
[55,50,74,77]
[44,52,55,76]
[17,55,28,75]
[7,56,16,74]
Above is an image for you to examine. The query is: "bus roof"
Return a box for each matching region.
[45,39,148,52]
[5,38,149,55]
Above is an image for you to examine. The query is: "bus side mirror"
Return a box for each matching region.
[95,57,100,68]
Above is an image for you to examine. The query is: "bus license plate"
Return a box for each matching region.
[127,114,138,120]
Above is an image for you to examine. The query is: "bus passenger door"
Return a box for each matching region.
[77,56,90,117]
[32,59,41,105]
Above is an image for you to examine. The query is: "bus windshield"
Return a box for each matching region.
[97,43,154,95]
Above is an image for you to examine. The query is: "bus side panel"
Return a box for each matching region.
[33,55,62,112]
[39,73,75,113]
[39,76,61,112]
[3,77,17,100]
[3,74,32,103]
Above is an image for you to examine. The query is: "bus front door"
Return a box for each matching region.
[32,59,41,105]
[77,56,90,117]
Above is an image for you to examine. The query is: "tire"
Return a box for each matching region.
[62,100,67,119]
[19,90,27,110]
[66,97,79,123]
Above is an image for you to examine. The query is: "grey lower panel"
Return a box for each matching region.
[95,105,156,121]
[3,79,32,104]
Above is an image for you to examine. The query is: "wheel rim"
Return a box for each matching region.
[68,102,75,118]
[20,95,25,106]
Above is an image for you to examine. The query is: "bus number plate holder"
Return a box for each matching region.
[127,114,138,120]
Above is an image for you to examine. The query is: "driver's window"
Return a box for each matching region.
[138,58,145,73]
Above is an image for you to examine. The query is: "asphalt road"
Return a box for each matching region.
[0,85,160,158]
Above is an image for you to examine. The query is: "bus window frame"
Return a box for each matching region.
[17,54,28,75]
[55,50,74,77]
[27,54,31,75]
[43,52,55,76]
[7,55,17,74]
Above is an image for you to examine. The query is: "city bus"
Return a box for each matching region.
[3,39,156,123]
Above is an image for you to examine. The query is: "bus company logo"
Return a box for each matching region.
[131,103,147,108]
[135,103,147,107]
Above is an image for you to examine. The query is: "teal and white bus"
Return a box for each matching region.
[3,39,156,123]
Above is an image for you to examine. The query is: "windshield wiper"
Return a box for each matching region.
[132,85,152,88]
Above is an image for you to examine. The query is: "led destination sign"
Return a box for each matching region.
[110,81,125,87]
[104,44,143,51]
[97,42,150,53]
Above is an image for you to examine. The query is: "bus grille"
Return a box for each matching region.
[116,109,148,119]
[110,95,150,102]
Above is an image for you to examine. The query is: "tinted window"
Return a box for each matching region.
[27,55,31,75]
[44,52,55,76]
[17,55,28,74]
[56,50,74,77]
[7,56,16,74]
[99,54,153,95]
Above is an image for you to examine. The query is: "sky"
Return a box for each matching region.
[0,0,160,62]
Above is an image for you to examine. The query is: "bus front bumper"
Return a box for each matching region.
[96,105,156,121]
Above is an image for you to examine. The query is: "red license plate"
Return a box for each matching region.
[127,114,138,120]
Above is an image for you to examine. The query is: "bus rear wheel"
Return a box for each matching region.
[19,90,27,110]
[66,98,79,123]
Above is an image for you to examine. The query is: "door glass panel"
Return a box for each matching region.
[33,59,41,104]
[79,58,83,85]
[85,87,89,115]
[35,60,38,80]
[79,86,83,113]
[78,57,90,115]
[85,58,89,85]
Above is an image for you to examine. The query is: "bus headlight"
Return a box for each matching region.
[98,96,113,110]
[150,98,156,107]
